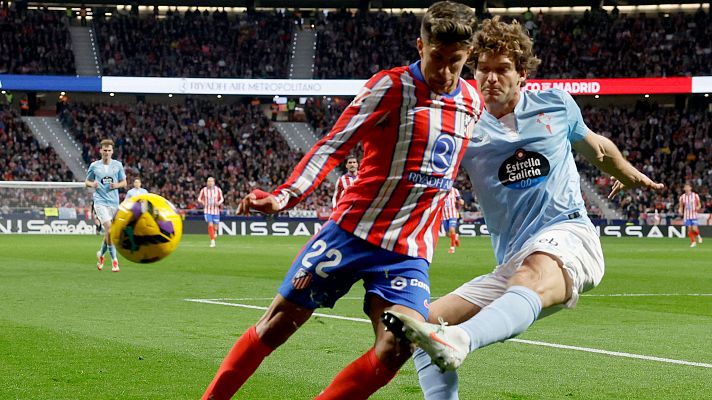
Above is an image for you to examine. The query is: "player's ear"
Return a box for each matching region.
[519,69,528,87]
[417,37,425,58]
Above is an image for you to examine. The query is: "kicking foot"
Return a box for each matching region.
[210,239,216,248]
[448,246,455,254]
[691,242,697,248]
[381,311,470,372]
[96,252,104,271]
[698,236,703,244]
[111,259,120,272]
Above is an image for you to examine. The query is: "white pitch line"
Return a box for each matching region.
[508,339,712,368]
[185,298,712,369]
[582,293,712,297]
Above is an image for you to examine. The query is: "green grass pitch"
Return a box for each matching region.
[1,234,711,399]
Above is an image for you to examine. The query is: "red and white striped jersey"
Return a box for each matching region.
[199,186,224,215]
[332,173,358,209]
[680,192,701,220]
[272,62,483,261]
[441,187,462,220]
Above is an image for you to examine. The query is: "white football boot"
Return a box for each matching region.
[382,311,470,372]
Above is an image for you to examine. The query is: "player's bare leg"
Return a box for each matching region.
[202,295,313,400]
[384,252,564,372]
[316,295,417,399]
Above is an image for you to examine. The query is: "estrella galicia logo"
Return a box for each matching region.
[101,176,114,185]
[430,133,456,173]
[498,148,550,190]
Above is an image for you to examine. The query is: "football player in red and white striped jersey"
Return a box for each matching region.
[202,3,483,399]
[442,187,464,253]
[197,177,224,247]
[332,156,359,210]
[679,182,703,247]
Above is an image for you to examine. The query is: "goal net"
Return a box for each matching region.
[0,181,97,234]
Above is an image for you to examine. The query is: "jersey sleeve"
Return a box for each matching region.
[117,162,126,181]
[272,71,400,210]
[86,164,95,180]
[332,179,342,209]
[560,90,589,143]
[198,188,205,203]
[218,188,224,204]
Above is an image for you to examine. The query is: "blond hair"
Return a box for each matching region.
[99,139,114,148]
[421,1,477,47]
[470,16,541,85]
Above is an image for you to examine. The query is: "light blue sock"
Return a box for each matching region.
[459,285,542,352]
[99,241,108,256]
[108,245,117,261]
[414,348,459,400]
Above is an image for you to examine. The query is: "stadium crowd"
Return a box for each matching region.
[313,9,420,79]
[94,9,293,78]
[0,8,75,75]
[60,99,333,213]
[579,101,712,221]
[313,7,711,79]
[0,108,79,214]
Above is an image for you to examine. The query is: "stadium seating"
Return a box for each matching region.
[579,102,712,218]
[94,9,293,78]
[59,99,333,213]
[0,8,75,75]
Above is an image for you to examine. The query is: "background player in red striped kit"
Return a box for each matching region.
[442,186,464,253]
[332,155,359,211]
[679,182,703,247]
[201,2,483,399]
[197,177,223,248]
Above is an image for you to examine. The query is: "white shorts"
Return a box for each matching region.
[453,222,604,309]
[94,204,118,225]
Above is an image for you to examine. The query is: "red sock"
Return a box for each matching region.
[315,347,397,400]
[202,326,274,400]
[208,224,215,240]
[689,230,696,243]
[450,232,456,247]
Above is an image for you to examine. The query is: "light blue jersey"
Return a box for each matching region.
[461,89,594,264]
[86,159,126,207]
[126,187,148,200]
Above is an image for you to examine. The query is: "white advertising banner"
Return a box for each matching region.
[102,77,367,96]
[692,76,712,93]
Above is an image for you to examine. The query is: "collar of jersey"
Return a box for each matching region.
[409,61,462,99]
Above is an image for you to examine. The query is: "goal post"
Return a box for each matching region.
[0,181,97,233]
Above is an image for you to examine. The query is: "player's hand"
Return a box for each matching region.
[608,174,665,199]
[109,183,119,189]
[92,181,99,188]
[237,189,280,215]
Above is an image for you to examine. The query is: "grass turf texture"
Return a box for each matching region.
[1,234,711,399]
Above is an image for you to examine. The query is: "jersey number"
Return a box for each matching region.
[302,240,342,278]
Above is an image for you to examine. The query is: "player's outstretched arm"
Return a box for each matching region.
[572,130,664,199]
[236,189,279,215]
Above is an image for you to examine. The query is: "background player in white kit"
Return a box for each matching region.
[85,139,127,272]
[679,182,703,247]
[198,177,224,247]
[383,17,665,399]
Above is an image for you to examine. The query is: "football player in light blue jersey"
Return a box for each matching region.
[383,17,665,399]
[125,178,148,200]
[85,139,127,272]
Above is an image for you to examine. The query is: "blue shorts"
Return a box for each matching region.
[442,218,458,232]
[278,221,431,319]
[204,213,220,224]
[684,218,699,227]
